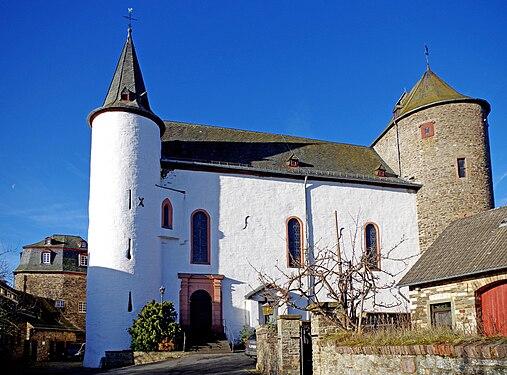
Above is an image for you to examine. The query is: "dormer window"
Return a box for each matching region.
[120,87,132,102]
[42,252,51,264]
[288,155,300,168]
[44,237,52,245]
[375,165,386,178]
[80,240,87,249]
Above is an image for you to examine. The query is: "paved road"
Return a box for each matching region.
[10,353,258,375]
[105,353,258,374]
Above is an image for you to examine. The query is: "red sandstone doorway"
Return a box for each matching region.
[178,273,224,338]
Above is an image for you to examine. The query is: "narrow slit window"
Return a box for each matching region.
[127,238,132,260]
[128,291,133,312]
[128,189,132,210]
[457,158,467,178]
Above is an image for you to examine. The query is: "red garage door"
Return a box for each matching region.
[480,281,507,336]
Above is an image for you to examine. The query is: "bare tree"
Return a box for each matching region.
[254,212,415,333]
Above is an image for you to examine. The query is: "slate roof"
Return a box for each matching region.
[399,206,507,286]
[161,121,420,189]
[14,235,87,274]
[23,234,86,249]
[372,69,490,146]
[87,30,165,134]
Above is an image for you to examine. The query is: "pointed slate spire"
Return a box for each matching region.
[88,29,165,135]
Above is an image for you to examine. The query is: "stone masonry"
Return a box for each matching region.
[14,273,87,331]
[374,102,494,253]
[409,272,507,333]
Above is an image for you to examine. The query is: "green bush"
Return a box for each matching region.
[239,325,255,345]
[129,300,181,351]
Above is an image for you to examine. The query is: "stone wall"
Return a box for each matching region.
[14,273,87,331]
[32,329,79,362]
[314,341,507,375]
[311,311,507,375]
[256,325,279,374]
[409,272,507,333]
[374,102,494,253]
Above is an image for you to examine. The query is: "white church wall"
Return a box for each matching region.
[159,169,419,339]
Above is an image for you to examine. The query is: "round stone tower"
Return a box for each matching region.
[84,29,165,368]
[372,68,494,253]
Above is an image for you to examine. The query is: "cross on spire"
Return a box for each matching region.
[425,45,430,70]
[124,8,137,34]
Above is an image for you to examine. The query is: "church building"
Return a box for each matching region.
[83,29,493,367]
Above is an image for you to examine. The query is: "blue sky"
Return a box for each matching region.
[1,1,507,278]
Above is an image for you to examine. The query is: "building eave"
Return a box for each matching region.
[161,159,422,190]
[371,97,490,147]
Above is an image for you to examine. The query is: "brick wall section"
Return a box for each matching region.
[409,272,507,333]
[256,325,279,374]
[374,102,494,253]
[14,273,87,331]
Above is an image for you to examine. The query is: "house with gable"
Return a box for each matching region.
[399,206,507,336]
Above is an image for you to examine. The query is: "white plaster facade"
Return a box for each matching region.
[157,170,420,335]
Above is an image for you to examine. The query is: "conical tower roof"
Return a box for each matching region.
[88,30,165,135]
[372,68,490,146]
[397,68,469,117]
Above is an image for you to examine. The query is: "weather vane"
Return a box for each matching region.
[425,45,430,70]
[124,8,137,32]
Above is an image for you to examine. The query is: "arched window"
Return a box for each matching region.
[365,223,380,270]
[287,217,303,267]
[161,199,173,229]
[191,210,210,264]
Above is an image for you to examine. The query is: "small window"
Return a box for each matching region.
[365,223,380,270]
[42,252,51,264]
[191,210,210,264]
[420,121,435,139]
[55,300,65,308]
[287,217,303,267]
[45,237,52,245]
[78,302,87,313]
[162,199,173,229]
[431,302,452,328]
[287,155,300,168]
[79,254,88,267]
[457,158,467,178]
[80,240,87,249]
[120,87,131,101]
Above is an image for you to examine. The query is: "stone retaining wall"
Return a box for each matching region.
[314,340,507,374]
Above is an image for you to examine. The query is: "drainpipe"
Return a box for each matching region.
[303,176,313,319]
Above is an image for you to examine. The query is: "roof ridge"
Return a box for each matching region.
[163,120,371,149]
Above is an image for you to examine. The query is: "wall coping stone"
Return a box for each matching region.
[323,341,507,359]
